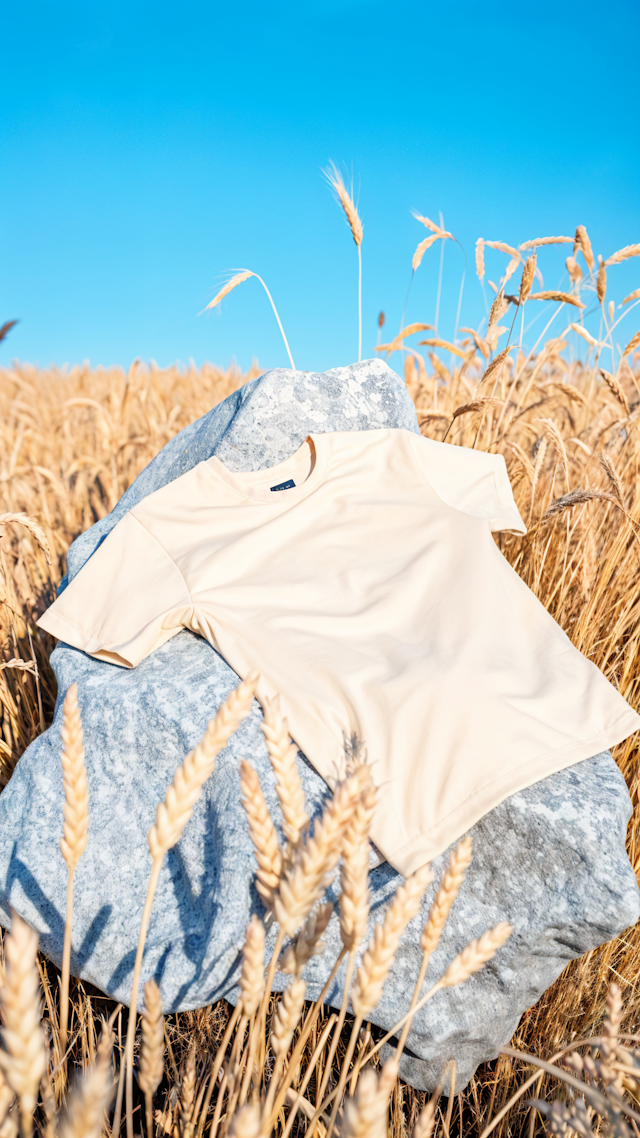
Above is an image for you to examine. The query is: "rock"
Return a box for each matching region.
[0,359,637,1093]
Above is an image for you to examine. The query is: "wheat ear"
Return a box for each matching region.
[138,979,164,1138]
[239,760,283,914]
[264,978,306,1116]
[0,514,52,565]
[357,922,514,1075]
[119,671,259,1138]
[325,863,433,1138]
[260,694,309,847]
[394,837,472,1064]
[313,772,376,1118]
[323,161,363,362]
[339,773,376,953]
[439,923,512,988]
[599,452,625,506]
[57,1025,114,1138]
[227,1103,265,1138]
[421,837,472,960]
[412,1089,440,1138]
[273,768,365,938]
[239,916,265,1017]
[0,912,46,1138]
[178,1041,196,1138]
[201,272,295,370]
[58,683,89,1066]
[279,903,333,977]
[255,766,366,1087]
[348,858,433,1038]
[340,1060,398,1138]
[519,255,537,306]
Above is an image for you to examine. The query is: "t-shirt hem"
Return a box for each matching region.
[384,710,640,877]
[36,610,142,668]
[37,610,106,655]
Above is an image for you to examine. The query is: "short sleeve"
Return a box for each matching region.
[37,512,193,668]
[409,433,527,535]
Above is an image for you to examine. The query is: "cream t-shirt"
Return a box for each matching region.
[38,427,640,875]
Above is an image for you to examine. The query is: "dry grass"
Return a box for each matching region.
[1,233,640,1135]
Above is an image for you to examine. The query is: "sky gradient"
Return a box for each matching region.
[2,0,639,373]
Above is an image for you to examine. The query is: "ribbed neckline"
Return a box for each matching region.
[207,433,329,504]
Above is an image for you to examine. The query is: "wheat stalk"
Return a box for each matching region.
[201,271,295,370]
[0,913,46,1138]
[119,672,259,1138]
[622,288,640,306]
[58,683,89,1065]
[260,694,309,847]
[239,760,283,913]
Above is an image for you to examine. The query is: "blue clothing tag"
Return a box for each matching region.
[270,478,296,492]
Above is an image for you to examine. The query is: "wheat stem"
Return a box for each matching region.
[358,244,362,363]
[195,1003,242,1138]
[280,1014,337,1138]
[123,856,162,1138]
[267,946,347,1128]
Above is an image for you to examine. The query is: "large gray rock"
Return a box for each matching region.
[0,360,637,1093]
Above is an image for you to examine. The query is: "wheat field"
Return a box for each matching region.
[1,226,640,1137]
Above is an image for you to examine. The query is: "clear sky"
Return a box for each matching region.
[2,0,639,373]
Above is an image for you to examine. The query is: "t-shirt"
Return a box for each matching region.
[38,427,640,875]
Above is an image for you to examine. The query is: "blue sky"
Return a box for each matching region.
[2,0,639,373]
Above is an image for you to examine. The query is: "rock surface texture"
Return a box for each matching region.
[0,360,637,1093]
